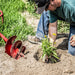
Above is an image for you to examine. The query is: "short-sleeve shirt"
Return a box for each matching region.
[49,0,75,23]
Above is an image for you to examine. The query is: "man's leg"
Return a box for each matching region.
[28,11,49,44]
[68,24,75,55]
[36,10,49,40]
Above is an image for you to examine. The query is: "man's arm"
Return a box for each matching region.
[48,21,57,44]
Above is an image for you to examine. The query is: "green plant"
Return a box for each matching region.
[41,38,59,63]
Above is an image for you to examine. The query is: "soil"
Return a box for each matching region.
[0,5,75,75]
[0,34,75,75]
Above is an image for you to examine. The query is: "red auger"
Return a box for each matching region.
[0,10,3,24]
[0,33,26,59]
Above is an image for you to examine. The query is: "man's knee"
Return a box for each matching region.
[68,46,75,55]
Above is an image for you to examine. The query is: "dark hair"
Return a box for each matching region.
[35,0,50,7]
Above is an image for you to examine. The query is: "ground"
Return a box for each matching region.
[0,12,75,75]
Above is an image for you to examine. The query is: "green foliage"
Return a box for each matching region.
[41,38,59,63]
[24,0,41,18]
[0,0,35,45]
[58,20,69,33]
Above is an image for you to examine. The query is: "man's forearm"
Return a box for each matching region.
[48,21,57,42]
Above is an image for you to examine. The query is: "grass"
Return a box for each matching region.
[58,20,69,33]
[0,0,35,45]
[24,0,41,18]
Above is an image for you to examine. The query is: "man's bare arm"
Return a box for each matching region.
[48,21,57,43]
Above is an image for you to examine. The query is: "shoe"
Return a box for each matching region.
[27,35,41,44]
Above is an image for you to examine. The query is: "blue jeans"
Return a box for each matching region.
[68,24,75,55]
[36,10,49,40]
[36,11,75,55]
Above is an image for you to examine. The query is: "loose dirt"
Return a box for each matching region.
[0,34,75,75]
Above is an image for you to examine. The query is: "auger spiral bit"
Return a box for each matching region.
[0,33,26,59]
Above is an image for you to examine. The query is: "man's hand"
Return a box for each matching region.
[70,35,75,46]
[48,36,54,46]
[48,21,57,46]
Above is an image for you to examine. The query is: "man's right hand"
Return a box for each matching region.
[48,36,55,46]
[48,21,57,46]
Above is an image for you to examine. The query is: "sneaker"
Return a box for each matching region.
[27,35,41,44]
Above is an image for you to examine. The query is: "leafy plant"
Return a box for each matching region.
[41,38,59,63]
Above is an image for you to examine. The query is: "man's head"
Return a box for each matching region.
[35,0,61,14]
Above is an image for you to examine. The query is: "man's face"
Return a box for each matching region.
[47,0,58,11]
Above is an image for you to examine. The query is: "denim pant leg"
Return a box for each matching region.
[36,10,49,40]
[68,23,75,55]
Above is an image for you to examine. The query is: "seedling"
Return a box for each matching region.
[41,38,59,63]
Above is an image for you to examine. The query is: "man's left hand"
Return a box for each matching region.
[70,35,75,46]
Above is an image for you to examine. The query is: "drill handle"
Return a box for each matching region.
[0,33,8,42]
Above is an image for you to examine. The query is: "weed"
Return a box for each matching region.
[41,38,59,63]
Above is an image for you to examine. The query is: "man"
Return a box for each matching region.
[28,0,75,55]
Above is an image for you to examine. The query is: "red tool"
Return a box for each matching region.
[0,33,26,59]
[0,10,3,24]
